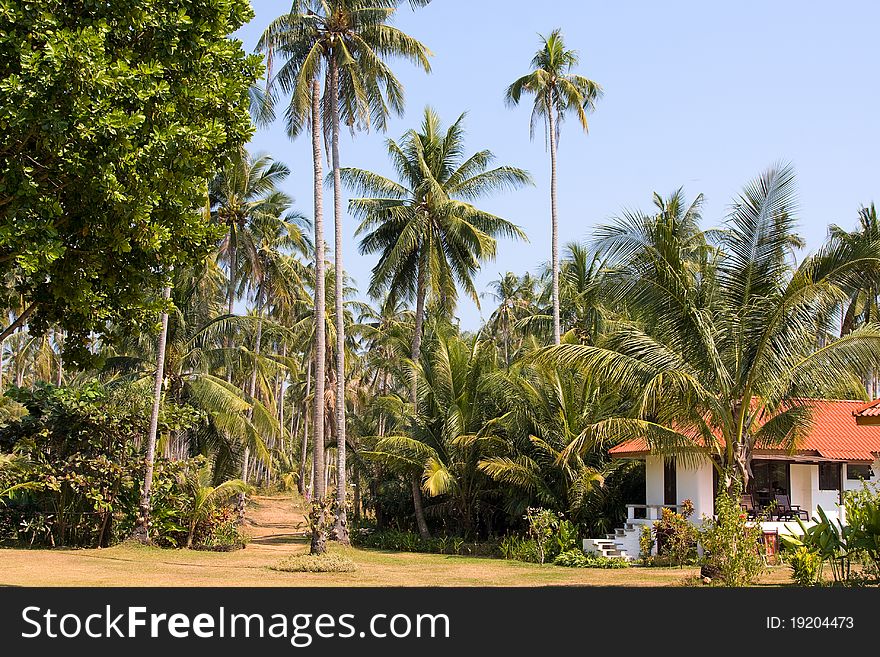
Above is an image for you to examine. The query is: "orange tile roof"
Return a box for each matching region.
[609,399,880,462]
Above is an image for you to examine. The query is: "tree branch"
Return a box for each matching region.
[0,302,38,342]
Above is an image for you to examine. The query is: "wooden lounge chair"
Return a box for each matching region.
[740,494,759,519]
[774,494,809,521]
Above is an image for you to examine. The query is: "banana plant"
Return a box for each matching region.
[780,506,850,584]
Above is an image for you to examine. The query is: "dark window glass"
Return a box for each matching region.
[663,458,677,506]
[819,463,841,490]
[751,461,789,506]
[847,464,874,481]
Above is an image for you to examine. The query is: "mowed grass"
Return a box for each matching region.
[0,495,793,587]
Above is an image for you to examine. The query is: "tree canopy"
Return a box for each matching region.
[0,0,261,364]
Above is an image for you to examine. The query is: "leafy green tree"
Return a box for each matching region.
[0,0,260,365]
[506,29,602,345]
[260,0,432,546]
[540,165,880,490]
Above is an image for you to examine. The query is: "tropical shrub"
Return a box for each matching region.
[699,489,765,586]
[525,507,560,564]
[0,384,242,549]
[780,507,851,584]
[787,547,824,587]
[498,535,541,563]
[351,529,498,557]
[653,500,697,567]
[844,483,880,582]
[639,524,655,562]
[553,549,629,569]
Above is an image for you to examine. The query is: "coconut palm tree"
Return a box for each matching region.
[505,29,602,345]
[539,164,880,491]
[829,204,880,396]
[367,327,506,538]
[210,151,292,319]
[344,107,530,535]
[259,0,432,547]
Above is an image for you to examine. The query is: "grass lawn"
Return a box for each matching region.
[0,495,793,587]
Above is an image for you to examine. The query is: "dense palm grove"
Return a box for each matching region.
[2,1,880,559]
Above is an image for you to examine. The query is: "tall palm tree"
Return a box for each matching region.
[344,107,530,535]
[540,165,880,490]
[259,0,432,547]
[505,29,602,345]
[210,151,292,319]
[829,204,880,396]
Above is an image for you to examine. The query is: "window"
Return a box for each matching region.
[847,464,874,481]
[663,458,677,506]
[819,463,842,490]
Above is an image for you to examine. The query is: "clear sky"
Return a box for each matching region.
[235,1,880,330]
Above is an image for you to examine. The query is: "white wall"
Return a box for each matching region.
[811,465,844,523]
[789,464,813,517]
[677,458,714,521]
[645,456,664,507]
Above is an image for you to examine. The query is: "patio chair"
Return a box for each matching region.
[740,494,759,519]
[774,494,809,521]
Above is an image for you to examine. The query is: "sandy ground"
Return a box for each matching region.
[0,495,793,587]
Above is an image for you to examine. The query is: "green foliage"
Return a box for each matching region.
[351,528,497,557]
[652,500,698,567]
[780,506,850,584]
[525,507,559,564]
[788,547,824,587]
[498,534,540,563]
[0,0,260,365]
[844,483,880,579]
[699,489,766,586]
[273,553,357,573]
[553,549,629,569]
[0,383,241,549]
[639,524,654,562]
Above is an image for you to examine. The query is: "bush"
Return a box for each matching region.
[553,549,629,569]
[699,487,766,586]
[650,500,697,567]
[639,524,654,562]
[273,553,357,573]
[499,535,541,563]
[788,546,823,586]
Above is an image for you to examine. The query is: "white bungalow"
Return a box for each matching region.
[584,399,880,560]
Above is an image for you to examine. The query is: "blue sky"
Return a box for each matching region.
[235,1,880,329]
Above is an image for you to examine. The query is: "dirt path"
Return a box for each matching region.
[240,494,309,553]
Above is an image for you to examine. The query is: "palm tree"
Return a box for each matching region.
[367,327,505,538]
[540,165,880,491]
[829,204,880,396]
[344,107,529,535]
[484,272,537,366]
[132,284,171,544]
[506,29,602,345]
[479,360,615,531]
[259,0,432,548]
[210,151,292,319]
[180,463,251,549]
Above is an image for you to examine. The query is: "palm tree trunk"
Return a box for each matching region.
[310,76,327,555]
[241,307,263,494]
[133,285,171,544]
[412,477,431,538]
[278,342,287,457]
[299,359,312,496]
[226,229,237,383]
[329,58,350,545]
[409,251,430,539]
[54,329,62,386]
[547,94,561,345]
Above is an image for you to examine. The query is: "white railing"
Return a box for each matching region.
[626,503,681,522]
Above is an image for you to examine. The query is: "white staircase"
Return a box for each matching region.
[583,520,644,561]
